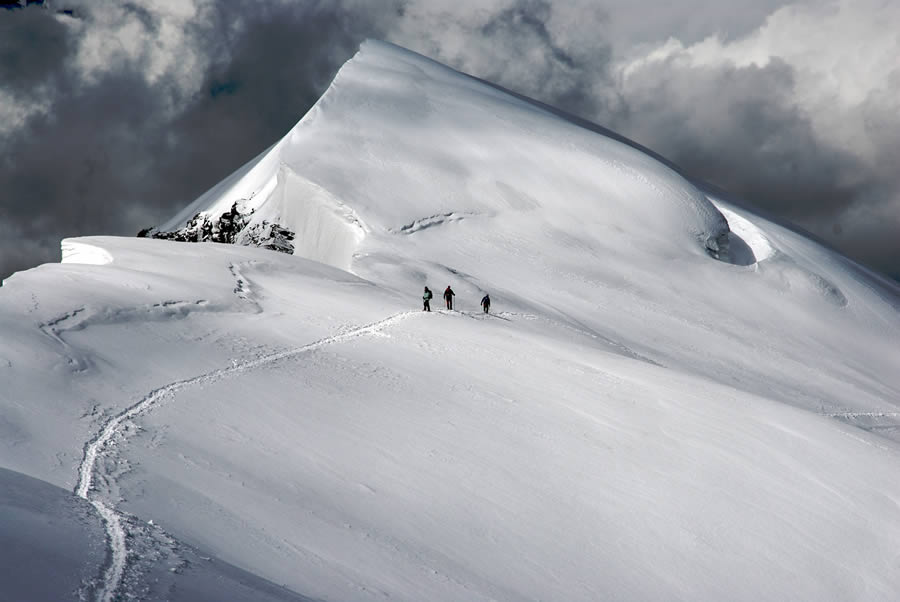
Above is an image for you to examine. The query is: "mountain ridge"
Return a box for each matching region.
[2,39,900,602]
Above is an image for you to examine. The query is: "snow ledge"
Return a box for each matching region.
[61,239,114,266]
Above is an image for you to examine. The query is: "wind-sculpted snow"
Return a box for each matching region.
[160,40,728,273]
[2,42,900,602]
[714,203,773,264]
[393,211,483,235]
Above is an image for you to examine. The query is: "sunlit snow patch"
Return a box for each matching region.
[61,239,113,266]
[716,205,774,263]
[703,201,775,267]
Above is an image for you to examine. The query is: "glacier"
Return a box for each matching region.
[1,40,900,601]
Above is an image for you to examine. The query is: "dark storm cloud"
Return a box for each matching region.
[0,3,71,94]
[0,1,392,279]
[120,2,157,28]
[482,1,576,69]
[612,58,864,220]
[606,56,900,278]
[481,0,614,118]
[399,0,617,124]
[170,1,383,168]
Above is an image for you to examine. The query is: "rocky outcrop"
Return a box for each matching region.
[139,202,295,255]
[235,222,295,254]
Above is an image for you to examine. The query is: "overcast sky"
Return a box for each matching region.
[1,0,898,280]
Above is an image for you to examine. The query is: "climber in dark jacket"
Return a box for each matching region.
[444,286,456,310]
[481,293,491,314]
[423,286,433,312]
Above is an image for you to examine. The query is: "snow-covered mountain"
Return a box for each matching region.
[2,40,900,601]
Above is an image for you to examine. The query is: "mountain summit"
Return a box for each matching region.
[153,40,732,271]
[2,40,900,602]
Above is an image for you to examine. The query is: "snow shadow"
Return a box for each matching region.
[0,467,106,602]
[719,230,757,266]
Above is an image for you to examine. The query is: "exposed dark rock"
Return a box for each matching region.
[139,202,295,255]
[237,222,295,254]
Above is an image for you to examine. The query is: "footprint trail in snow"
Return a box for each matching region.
[75,310,418,602]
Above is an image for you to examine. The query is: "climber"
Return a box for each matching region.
[444,286,456,310]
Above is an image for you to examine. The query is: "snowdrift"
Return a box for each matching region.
[2,40,900,602]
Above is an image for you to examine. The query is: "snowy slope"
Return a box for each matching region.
[0,466,306,602]
[0,467,106,601]
[163,40,900,431]
[2,40,900,601]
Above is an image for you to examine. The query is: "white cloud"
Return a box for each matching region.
[0,91,47,135]
[620,0,900,162]
[66,0,211,103]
